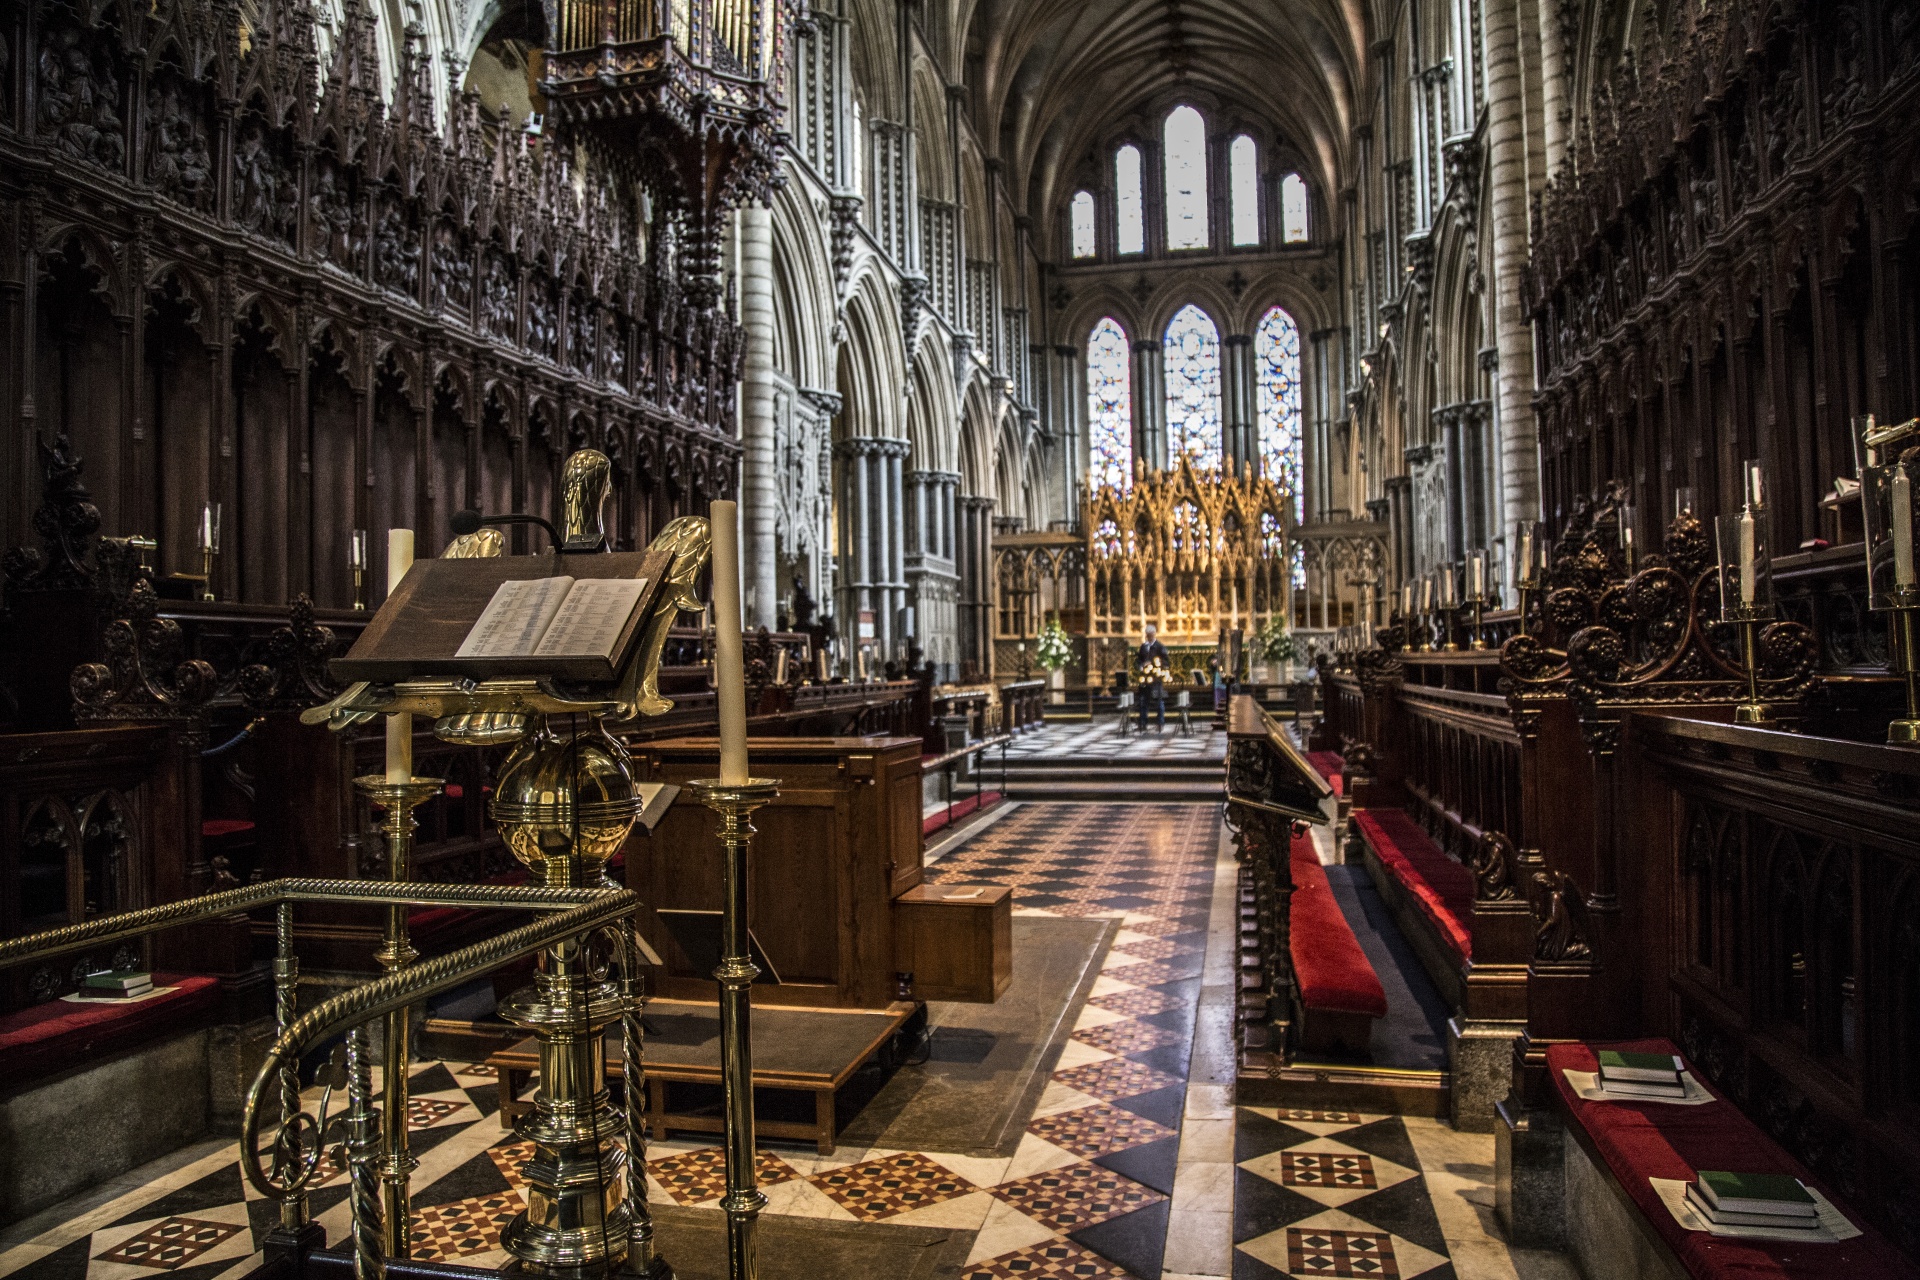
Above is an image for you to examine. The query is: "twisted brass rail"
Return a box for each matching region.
[0,878,615,968]
[237,888,640,1203]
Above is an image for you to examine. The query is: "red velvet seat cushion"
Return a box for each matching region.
[201,819,255,838]
[0,975,221,1082]
[924,791,1005,837]
[1288,830,1387,1017]
[1351,809,1473,961]
[1305,751,1346,798]
[1548,1039,1919,1278]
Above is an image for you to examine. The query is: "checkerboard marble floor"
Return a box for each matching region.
[0,802,1576,1280]
[1001,722,1228,762]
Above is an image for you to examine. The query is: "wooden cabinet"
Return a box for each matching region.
[628,736,926,1009]
[892,883,1012,1004]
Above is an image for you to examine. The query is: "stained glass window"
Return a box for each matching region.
[1256,306,1304,523]
[1070,191,1097,259]
[1229,135,1259,246]
[1115,145,1144,255]
[1087,317,1134,490]
[1164,106,1209,250]
[1163,305,1222,471]
[1281,173,1309,243]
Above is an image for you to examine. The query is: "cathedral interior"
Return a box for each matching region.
[2,0,1919,1277]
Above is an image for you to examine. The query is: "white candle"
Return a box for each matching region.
[1517,524,1534,583]
[1469,554,1484,599]
[1738,509,1757,606]
[709,500,749,785]
[1895,467,1915,588]
[385,527,415,784]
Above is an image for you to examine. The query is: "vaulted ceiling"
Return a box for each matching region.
[941,0,1371,232]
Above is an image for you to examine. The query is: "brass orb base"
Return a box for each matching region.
[1733,702,1775,725]
[1889,718,1920,745]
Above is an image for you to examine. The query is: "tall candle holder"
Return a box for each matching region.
[1714,461,1775,725]
[1855,414,1920,743]
[349,530,368,610]
[1513,520,1543,637]
[198,502,222,602]
[686,777,780,1280]
[1417,576,1435,652]
[1465,550,1491,649]
[350,773,444,1257]
[1439,564,1461,652]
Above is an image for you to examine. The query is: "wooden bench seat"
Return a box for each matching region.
[0,974,221,1082]
[1288,828,1385,1056]
[1350,809,1473,1008]
[1547,1039,1918,1278]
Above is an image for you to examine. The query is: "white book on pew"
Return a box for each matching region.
[1683,1184,1819,1231]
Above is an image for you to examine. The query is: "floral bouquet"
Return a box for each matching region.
[1034,616,1074,671]
[1139,657,1172,685]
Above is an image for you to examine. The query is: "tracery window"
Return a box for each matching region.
[1070,191,1097,259]
[1115,145,1144,255]
[1163,304,1222,471]
[1256,305,1304,522]
[1229,135,1260,246]
[1280,173,1309,243]
[1087,317,1134,490]
[1164,106,1209,250]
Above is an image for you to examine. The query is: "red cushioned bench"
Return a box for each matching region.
[0,974,222,1083]
[1548,1039,1919,1279]
[1305,751,1345,799]
[1288,828,1385,1057]
[1350,808,1473,1008]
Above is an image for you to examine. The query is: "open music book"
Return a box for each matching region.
[456,576,651,661]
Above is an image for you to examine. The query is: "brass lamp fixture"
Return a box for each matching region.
[1713,460,1775,725]
[1855,414,1920,744]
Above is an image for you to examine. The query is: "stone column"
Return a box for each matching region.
[1223,333,1256,473]
[738,204,778,629]
[1483,0,1540,528]
[1131,339,1165,474]
[1054,344,1081,521]
[885,440,908,655]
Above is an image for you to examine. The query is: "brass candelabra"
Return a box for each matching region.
[1727,603,1774,725]
[686,778,780,1280]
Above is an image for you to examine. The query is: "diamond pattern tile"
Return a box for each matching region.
[95,1219,244,1270]
[1025,1102,1177,1159]
[411,1192,524,1260]
[650,1146,800,1205]
[806,1151,974,1221]
[959,1238,1138,1278]
[989,1161,1166,1231]
[1053,1057,1183,1102]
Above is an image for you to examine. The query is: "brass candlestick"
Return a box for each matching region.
[1727,605,1774,725]
[352,774,443,1258]
[687,778,780,1280]
[1892,586,1920,744]
[1469,595,1489,649]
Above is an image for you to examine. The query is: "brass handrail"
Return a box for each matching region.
[238,888,639,1204]
[0,877,613,968]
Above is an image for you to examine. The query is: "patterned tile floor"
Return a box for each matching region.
[0,800,1577,1280]
[1001,723,1228,763]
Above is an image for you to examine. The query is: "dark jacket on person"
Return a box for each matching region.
[1136,640,1170,689]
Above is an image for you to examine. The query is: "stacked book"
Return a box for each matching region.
[1685,1171,1821,1231]
[1596,1049,1687,1098]
[83,969,154,1000]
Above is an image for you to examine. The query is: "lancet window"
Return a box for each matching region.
[1164,305,1223,472]
[1229,135,1260,246]
[1281,173,1310,243]
[1071,191,1097,259]
[1256,306,1303,520]
[1088,317,1134,490]
[1115,145,1145,255]
[1164,106,1209,250]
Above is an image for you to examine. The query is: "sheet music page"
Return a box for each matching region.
[532,577,650,659]
[455,576,576,658]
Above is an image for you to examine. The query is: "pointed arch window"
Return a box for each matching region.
[1280,173,1310,243]
[1087,317,1134,490]
[1115,145,1144,255]
[1163,304,1222,470]
[1229,135,1260,246]
[1256,306,1304,522]
[1070,191,1097,259]
[1164,106,1209,250]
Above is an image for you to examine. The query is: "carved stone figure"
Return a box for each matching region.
[431,222,472,313]
[373,200,420,296]
[145,78,212,209]
[482,254,517,337]
[309,159,355,268]
[39,28,123,169]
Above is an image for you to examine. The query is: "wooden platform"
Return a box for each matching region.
[488,998,919,1154]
